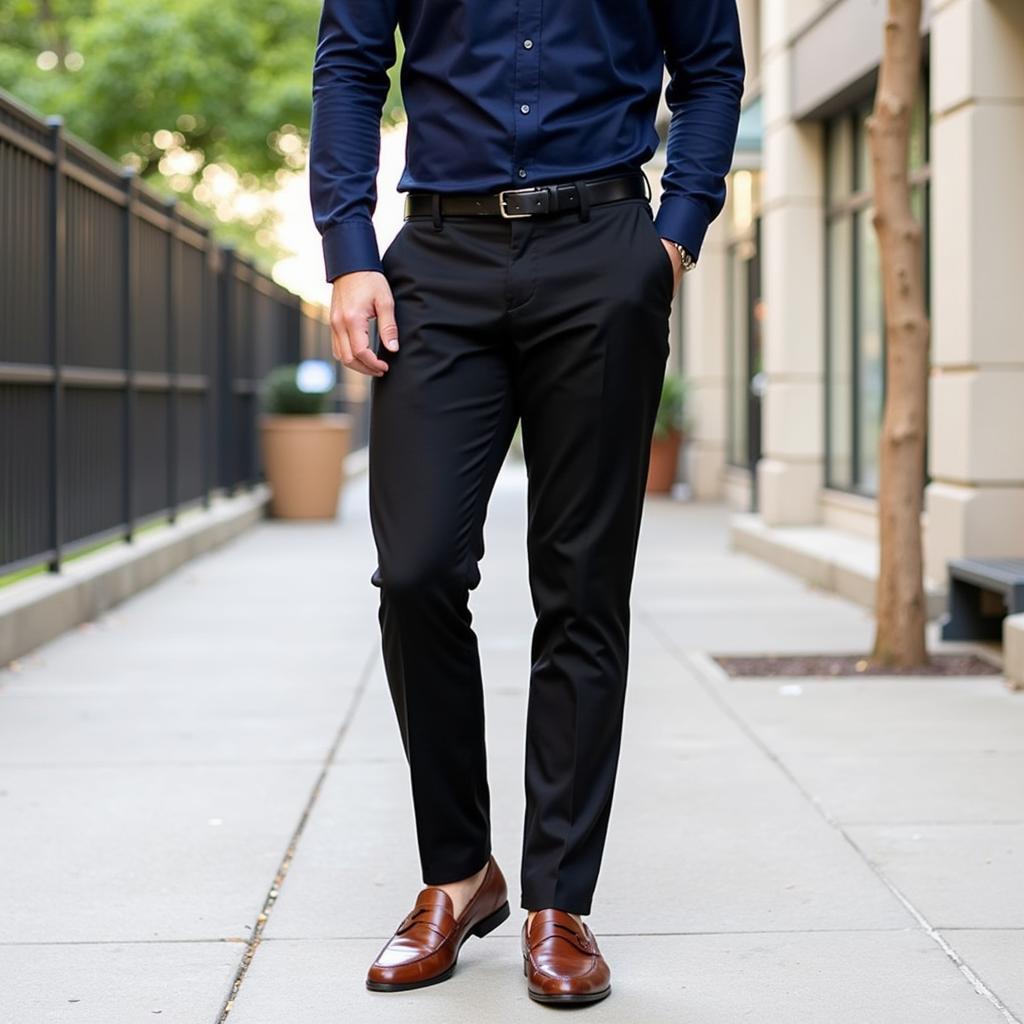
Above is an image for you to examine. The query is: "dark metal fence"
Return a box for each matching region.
[0,89,361,577]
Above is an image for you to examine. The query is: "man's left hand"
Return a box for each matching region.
[660,238,684,291]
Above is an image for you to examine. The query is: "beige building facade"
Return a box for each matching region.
[668,0,1024,606]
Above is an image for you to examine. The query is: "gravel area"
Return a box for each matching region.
[713,653,1002,678]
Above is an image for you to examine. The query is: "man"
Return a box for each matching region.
[309,0,743,1005]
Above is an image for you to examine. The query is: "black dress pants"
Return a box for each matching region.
[368,184,674,916]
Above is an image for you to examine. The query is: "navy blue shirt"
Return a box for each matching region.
[310,0,745,282]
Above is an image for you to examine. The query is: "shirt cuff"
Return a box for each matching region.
[321,219,382,282]
[653,194,713,263]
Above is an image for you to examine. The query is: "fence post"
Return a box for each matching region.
[288,295,302,365]
[121,167,137,541]
[201,232,214,510]
[46,116,66,573]
[238,257,256,489]
[218,246,237,495]
[165,198,179,524]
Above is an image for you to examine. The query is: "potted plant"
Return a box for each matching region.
[646,373,687,494]
[259,361,352,519]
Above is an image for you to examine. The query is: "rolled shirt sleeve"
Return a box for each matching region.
[652,0,746,261]
[309,0,399,282]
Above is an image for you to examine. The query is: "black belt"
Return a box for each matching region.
[403,171,649,220]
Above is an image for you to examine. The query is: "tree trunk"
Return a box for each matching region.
[868,0,930,668]
[36,0,69,65]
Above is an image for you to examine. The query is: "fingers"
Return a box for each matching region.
[329,272,394,377]
[348,308,391,376]
[330,316,380,377]
[330,309,371,376]
[329,314,350,365]
[375,291,400,353]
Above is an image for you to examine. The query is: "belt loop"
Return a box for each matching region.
[431,192,443,231]
[575,180,591,223]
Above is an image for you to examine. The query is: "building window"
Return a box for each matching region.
[726,167,763,474]
[824,83,930,496]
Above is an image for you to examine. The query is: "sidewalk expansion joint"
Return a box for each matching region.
[643,619,1024,1024]
[0,937,249,947]
[214,642,379,1024]
[255,925,923,942]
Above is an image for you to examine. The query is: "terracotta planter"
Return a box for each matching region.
[646,429,683,494]
[260,413,352,519]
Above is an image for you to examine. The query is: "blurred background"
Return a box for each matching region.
[1,1,1023,1022]
[0,0,405,302]
[689,0,1022,600]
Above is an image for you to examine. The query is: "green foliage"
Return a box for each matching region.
[0,0,405,264]
[2,0,307,171]
[653,373,688,439]
[262,365,328,416]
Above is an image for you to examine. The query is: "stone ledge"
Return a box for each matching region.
[729,513,947,620]
[1005,614,1024,691]
[0,487,270,667]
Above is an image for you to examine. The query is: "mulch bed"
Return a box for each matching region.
[713,653,1002,679]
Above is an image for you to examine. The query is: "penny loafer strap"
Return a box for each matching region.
[398,902,456,939]
[528,921,596,955]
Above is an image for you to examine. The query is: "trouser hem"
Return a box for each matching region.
[520,890,594,917]
[422,847,492,888]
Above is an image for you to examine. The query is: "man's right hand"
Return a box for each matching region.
[329,271,400,377]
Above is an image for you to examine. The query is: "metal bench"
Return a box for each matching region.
[940,558,1024,641]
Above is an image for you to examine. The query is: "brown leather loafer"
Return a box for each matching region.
[522,909,611,1005]
[366,856,509,992]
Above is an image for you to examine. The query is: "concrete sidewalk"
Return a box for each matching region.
[1,461,1022,1024]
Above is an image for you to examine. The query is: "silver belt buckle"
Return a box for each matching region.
[498,186,538,219]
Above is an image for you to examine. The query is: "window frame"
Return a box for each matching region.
[823,74,931,498]
[725,168,763,475]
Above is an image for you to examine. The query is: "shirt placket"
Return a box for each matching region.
[510,0,542,184]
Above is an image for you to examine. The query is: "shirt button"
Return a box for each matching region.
[520,104,530,114]
[517,168,528,178]
[523,39,533,49]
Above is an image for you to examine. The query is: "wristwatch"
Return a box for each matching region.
[670,241,696,274]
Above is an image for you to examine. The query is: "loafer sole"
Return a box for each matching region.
[527,985,612,1006]
[366,900,510,992]
[523,956,611,1005]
